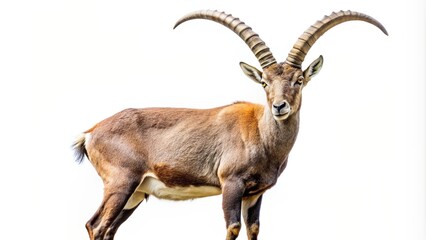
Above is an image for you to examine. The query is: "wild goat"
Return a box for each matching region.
[73,10,387,240]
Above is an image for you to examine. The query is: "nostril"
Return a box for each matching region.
[273,101,287,111]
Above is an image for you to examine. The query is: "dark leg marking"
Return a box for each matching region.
[222,180,245,240]
[85,180,140,240]
[103,201,143,240]
[243,195,263,240]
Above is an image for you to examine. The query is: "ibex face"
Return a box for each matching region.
[239,57,323,121]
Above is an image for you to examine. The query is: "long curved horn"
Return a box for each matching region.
[286,10,388,68]
[174,10,277,69]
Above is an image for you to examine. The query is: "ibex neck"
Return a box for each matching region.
[259,107,300,164]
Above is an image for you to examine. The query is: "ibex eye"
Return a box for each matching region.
[296,76,304,85]
[261,81,268,88]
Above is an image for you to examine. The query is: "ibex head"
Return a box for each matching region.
[174,10,388,121]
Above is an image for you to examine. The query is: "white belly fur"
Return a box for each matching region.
[124,173,222,209]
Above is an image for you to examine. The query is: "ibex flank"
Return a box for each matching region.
[73,9,387,240]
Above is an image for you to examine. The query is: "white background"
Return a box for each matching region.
[1,0,424,239]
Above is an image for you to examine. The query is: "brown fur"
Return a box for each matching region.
[75,86,303,239]
[72,9,374,240]
[73,8,388,239]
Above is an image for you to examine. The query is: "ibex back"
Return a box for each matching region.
[73,10,387,240]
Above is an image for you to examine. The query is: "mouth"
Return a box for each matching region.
[273,113,290,121]
[272,109,291,121]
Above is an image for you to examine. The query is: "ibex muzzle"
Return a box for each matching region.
[74,9,387,240]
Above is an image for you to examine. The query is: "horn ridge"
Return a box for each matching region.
[174,10,277,69]
[285,10,388,68]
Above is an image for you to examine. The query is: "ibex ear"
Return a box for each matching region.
[303,55,323,83]
[239,62,263,84]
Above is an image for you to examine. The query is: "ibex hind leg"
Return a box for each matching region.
[85,176,141,240]
[103,204,141,240]
[104,192,148,240]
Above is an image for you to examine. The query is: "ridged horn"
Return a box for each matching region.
[174,10,277,69]
[286,10,388,68]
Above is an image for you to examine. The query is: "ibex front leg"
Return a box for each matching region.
[242,194,263,240]
[222,180,245,240]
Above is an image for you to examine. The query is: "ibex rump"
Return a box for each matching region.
[73,10,387,240]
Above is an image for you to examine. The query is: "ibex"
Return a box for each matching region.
[73,10,387,240]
